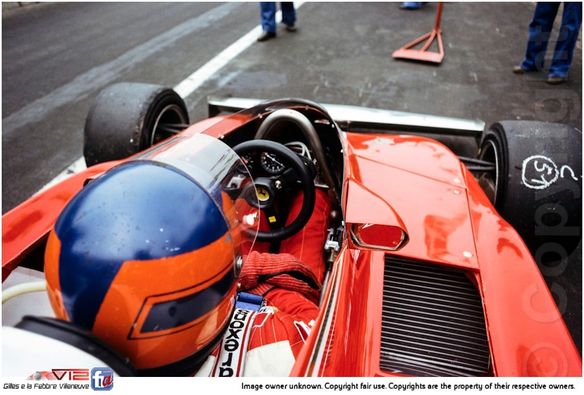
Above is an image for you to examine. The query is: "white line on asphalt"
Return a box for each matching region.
[173,25,264,98]
[175,1,305,98]
[36,2,305,195]
[3,3,240,138]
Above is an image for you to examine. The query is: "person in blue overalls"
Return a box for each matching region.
[513,2,582,84]
[400,2,424,10]
[257,2,297,42]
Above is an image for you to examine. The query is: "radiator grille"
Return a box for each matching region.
[380,256,491,376]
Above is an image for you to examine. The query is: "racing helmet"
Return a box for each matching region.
[44,134,259,375]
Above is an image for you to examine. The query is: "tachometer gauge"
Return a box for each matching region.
[260,152,285,174]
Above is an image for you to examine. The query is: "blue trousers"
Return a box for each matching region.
[260,2,296,33]
[520,2,582,77]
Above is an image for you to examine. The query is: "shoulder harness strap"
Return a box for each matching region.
[210,292,264,377]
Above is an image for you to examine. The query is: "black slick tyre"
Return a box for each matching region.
[84,83,189,166]
[478,120,582,350]
[478,121,581,256]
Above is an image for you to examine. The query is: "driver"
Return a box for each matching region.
[43,136,331,377]
[199,189,330,377]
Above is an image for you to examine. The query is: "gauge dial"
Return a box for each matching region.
[260,152,285,174]
[240,153,255,171]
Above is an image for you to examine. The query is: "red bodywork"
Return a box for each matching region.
[2,108,581,376]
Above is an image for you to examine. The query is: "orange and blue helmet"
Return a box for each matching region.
[44,135,259,375]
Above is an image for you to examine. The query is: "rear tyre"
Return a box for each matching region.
[478,121,581,256]
[84,83,189,166]
[478,120,582,351]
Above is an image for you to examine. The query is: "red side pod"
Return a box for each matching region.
[342,132,478,269]
[294,132,581,377]
[463,167,582,376]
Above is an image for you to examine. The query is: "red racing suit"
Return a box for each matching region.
[197,189,331,376]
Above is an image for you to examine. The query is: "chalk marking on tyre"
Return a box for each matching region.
[560,165,580,182]
[521,155,580,190]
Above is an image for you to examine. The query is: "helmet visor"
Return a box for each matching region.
[137,133,260,255]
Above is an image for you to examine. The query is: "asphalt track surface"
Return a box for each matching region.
[1,2,582,350]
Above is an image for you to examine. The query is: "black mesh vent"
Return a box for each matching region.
[380,256,491,376]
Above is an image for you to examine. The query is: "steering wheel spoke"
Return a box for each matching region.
[274,168,301,193]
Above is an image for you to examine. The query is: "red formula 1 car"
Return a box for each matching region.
[2,83,582,377]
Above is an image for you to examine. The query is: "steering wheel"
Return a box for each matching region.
[233,140,316,242]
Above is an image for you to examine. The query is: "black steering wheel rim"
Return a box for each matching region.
[233,139,316,242]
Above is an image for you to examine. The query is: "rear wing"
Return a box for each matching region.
[208,97,485,138]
